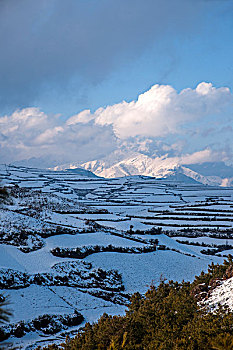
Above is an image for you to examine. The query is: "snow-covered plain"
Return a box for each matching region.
[1,164,233,349]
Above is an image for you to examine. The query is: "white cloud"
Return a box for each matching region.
[66,110,93,125]
[35,126,64,145]
[0,108,49,134]
[0,82,232,165]
[67,82,232,139]
[0,108,116,163]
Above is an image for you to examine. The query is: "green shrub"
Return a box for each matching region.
[39,258,233,349]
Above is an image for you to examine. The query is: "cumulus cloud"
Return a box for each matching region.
[0,108,116,164]
[0,82,232,166]
[68,82,232,138]
[66,110,93,125]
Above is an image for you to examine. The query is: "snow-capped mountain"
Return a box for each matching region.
[51,154,233,186]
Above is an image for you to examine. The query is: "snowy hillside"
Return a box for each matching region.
[203,276,233,311]
[51,154,233,186]
[2,164,233,348]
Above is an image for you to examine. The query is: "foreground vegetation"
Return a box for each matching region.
[0,296,10,325]
[37,257,233,350]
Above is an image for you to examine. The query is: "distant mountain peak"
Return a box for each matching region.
[50,153,233,186]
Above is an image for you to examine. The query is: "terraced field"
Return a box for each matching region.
[0,164,233,349]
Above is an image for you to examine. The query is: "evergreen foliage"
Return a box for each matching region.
[0,295,10,325]
[0,187,8,200]
[0,186,9,207]
[0,294,11,341]
[192,254,233,287]
[38,257,233,350]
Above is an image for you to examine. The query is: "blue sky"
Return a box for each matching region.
[32,0,233,116]
[0,0,233,166]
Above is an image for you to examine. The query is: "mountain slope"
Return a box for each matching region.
[82,154,179,178]
[81,155,233,186]
[51,154,233,186]
[49,166,99,178]
[64,167,99,178]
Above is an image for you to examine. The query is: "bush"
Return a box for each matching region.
[0,295,11,325]
[39,258,233,349]
[0,294,11,342]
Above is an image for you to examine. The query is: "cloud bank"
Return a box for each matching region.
[0,108,117,164]
[68,82,231,138]
[0,82,232,166]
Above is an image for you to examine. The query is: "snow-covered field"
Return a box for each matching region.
[1,164,233,349]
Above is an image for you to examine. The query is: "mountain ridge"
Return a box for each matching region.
[50,154,233,187]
